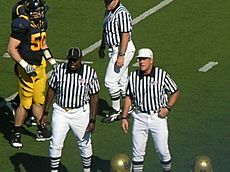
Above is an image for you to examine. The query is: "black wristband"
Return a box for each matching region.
[43,111,49,116]
[121,116,128,119]
[119,52,125,56]
[89,119,96,124]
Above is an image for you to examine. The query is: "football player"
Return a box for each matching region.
[7,0,57,149]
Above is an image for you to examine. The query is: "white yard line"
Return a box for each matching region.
[198,61,218,72]
[54,0,174,63]
[132,0,174,25]
[5,0,174,101]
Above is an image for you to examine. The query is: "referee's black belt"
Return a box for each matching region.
[108,40,131,49]
[139,110,159,114]
[57,104,85,112]
[108,44,119,49]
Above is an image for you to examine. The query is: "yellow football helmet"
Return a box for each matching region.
[192,155,213,172]
[110,153,131,172]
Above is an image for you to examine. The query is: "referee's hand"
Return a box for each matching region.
[121,118,129,133]
[116,55,124,68]
[86,122,95,133]
[40,115,48,126]
[158,107,170,118]
[98,46,105,59]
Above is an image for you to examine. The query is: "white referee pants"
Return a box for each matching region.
[104,40,135,100]
[49,103,92,159]
[132,112,171,163]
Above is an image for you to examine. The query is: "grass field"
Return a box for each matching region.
[0,0,230,171]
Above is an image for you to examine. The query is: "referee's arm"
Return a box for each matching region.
[98,30,106,59]
[40,86,55,125]
[89,93,99,121]
[116,32,130,67]
[86,93,99,133]
[159,90,180,118]
[43,86,55,113]
[121,95,132,133]
[167,90,180,108]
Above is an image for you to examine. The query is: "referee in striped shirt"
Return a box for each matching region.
[121,48,180,172]
[99,0,136,122]
[41,47,100,172]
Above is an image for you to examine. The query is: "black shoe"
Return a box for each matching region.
[101,108,121,123]
[25,116,37,126]
[36,125,52,141]
[11,132,23,149]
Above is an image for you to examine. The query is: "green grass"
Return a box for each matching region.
[0,0,230,171]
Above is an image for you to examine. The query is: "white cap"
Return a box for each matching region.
[136,48,154,59]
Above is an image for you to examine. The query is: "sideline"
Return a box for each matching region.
[5,0,174,101]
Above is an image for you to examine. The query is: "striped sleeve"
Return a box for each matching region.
[48,64,59,89]
[126,70,138,96]
[117,7,132,33]
[88,68,100,95]
[164,73,178,94]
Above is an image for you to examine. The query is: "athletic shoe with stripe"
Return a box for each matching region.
[101,108,121,123]
[36,126,52,141]
[25,116,37,126]
[10,132,23,149]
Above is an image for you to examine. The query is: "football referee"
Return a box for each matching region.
[98,0,136,122]
[41,47,100,172]
[121,48,180,172]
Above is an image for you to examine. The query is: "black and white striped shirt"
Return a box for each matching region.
[103,4,132,47]
[127,67,178,113]
[48,63,100,108]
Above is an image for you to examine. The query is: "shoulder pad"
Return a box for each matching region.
[12,17,29,31]
[11,17,30,36]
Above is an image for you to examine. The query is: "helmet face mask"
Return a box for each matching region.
[25,0,48,22]
[29,7,43,20]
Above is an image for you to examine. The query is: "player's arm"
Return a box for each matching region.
[121,95,132,133]
[8,37,22,63]
[8,17,27,62]
[8,37,37,77]
[42,38,57,69]
[116,32,129,67]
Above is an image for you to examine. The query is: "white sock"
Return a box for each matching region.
[83,168,90,172]
[111,99,120,111]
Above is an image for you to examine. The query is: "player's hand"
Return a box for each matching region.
[25,64,37,77]
[121,118,129,133]
[116,55,125,68]
[52,63,58,70]
[19,59,37,77]
[98,46,105,59]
